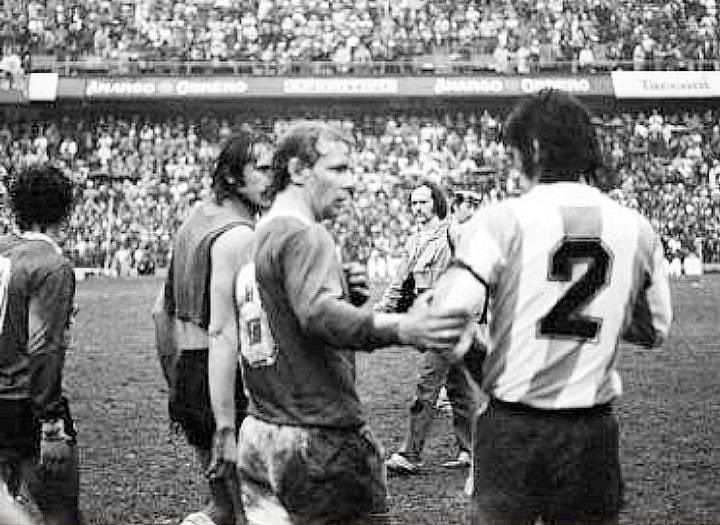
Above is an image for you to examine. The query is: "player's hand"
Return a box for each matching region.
[39,419,74,478]
[206,426,237,482]
[398,291,471,352]
[343,262,370,306]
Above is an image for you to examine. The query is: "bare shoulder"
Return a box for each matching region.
[211,224,255,265]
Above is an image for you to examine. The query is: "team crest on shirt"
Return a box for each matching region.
[235,263,278,368]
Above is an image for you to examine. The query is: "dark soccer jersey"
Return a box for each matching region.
[0,233,75,420]
[244,215,378,429]
[166,201,252,329]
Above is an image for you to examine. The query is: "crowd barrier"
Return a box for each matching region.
[5,71,720,103]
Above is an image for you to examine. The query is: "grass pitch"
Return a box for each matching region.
[67,276,719,525]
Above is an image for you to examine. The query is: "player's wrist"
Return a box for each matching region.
[214,424,235,435]
[40,418,74,443]
[371,312,404,346]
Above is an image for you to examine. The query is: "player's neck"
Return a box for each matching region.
[22,224,64,252]
[266,189,315,225]
[222,195,255,221]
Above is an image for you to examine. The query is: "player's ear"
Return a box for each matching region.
[288,157,310,186]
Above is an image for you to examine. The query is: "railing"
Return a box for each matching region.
[28,55,720,77]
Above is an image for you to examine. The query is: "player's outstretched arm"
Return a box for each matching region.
[373,298,472,352]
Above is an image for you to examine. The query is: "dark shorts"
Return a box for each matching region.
[238,416,387,525]
[0,399,39,455]
[168,349,248,451]
[472,398,623,525]
[0,399,81,524]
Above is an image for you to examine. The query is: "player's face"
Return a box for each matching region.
[411,186,435,224]
[239,142,274,208]
[508,146,536,194]
[308,139,353,220]
[456,200,475,224]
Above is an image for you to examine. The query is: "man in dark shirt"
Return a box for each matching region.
[0,165,81,525]
[153,131,274,525]
[213,122,469,525]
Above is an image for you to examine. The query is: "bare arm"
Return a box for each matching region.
[208,226,254,431]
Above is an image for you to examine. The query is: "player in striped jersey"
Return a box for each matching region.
[430,89,672,525]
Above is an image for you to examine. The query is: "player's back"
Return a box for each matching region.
[0,233,73,400]
[477,182,668,409]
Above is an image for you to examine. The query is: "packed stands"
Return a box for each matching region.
[0,106,718,274]
[3,0,718,75]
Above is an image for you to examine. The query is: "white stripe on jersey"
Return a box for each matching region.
[456,182,671,409]
[553,205,639,408]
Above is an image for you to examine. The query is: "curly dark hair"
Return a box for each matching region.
[269,121,352,198]
[212,129,273,204]
[9,165,75,231]
[503,88,602,183]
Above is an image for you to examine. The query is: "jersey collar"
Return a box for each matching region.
[20,232,63,255]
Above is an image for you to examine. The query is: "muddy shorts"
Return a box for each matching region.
[237,415,388,525]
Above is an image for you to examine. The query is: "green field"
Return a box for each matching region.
[66,276,719,525]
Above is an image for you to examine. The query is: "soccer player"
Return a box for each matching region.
[379,181,481,474]
[153,131,274,525]
[429,89,673,525]
[0,165,82,525]
[224,122,469,525]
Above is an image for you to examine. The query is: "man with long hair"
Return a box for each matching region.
[430,89,672,525]
[380,180,482,474]
[153,130,274,525]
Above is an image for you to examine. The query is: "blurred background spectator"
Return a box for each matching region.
[0,105,717,274]
[2,0,716,75]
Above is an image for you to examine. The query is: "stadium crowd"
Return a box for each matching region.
[0,106,718,272]
[1,0,718,73]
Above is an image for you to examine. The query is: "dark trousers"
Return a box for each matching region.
[168,348,247,451]
[471,398,623,525]
[0,399,82,525]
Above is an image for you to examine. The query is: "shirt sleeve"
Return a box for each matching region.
[28,263,76,421]
[453,205,511,287]
[281,225,378,350]
[623,233,672,348]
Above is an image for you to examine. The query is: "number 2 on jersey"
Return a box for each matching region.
[539,238,612,340]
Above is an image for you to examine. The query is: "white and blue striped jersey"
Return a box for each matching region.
[455,183,672,409]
